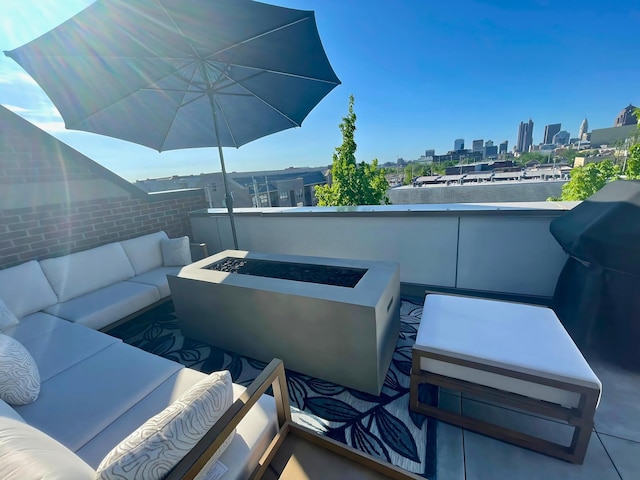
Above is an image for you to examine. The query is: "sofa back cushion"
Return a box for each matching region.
[0,415,95,479]
[120,231,169,275]
[0,261,59,318]
[40,243,135,303]
[0,299,19,332]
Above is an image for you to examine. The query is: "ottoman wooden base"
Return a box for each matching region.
[410,349,599,464]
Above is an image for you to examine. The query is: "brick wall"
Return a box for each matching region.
[0,192,207,269]
[0,105,209,269]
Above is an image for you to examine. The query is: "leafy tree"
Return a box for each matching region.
[430,162,447,175]
[626,144,640,180]
[403,164,429,184]
[556,149,580,166]
[559,160,620,201]
[622,108,640,179]
[315,95,390,206]
[514,152,546,167]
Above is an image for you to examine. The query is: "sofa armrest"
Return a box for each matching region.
[166,359,290,480]
[189,242,209,261]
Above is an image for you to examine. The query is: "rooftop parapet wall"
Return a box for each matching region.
[190,203,574,300]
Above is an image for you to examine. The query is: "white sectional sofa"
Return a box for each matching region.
[0,316,278,479]
[0,231,187,331]
[0,231,279,479]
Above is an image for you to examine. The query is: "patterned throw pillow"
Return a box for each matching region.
[0,299,19,331]
[97,370,235,480]
[161,236,192,267]
[0,334,40,405]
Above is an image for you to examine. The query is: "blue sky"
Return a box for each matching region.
[1,0,638,181]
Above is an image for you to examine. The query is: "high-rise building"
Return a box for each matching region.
[499,141,508,154]
[579,118,589,139]
[454,138,465,151]
[543,123,561,145]
[590,124,637,147]
[552,130,570,146]
[472,139,484,152]
[484,145,498,159]
[615,104,638,127]
[485,140,494,147]
[424,149,435,157]
[516,119,534,153]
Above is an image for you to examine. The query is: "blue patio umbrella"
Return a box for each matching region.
[5,0,340,249]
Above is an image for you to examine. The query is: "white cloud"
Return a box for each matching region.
[3,101,66,132]
[31,119,66,132]
[2,104,28,113]
[0,71,37,85]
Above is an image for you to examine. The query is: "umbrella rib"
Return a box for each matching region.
[218,62,341,85]
[204,17,310,60]
[156,4,336,85]
[206,61,301,128]
[158,60,202,150]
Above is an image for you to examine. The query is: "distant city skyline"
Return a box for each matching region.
[424,104,637,159]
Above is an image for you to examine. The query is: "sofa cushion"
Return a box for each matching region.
[12,322,120,382]
[40,243,136,303]
[76,368,206,468]
[0,260,59,318]
[0,334,40,406]
[96,371,234,480]
[0,399,25,423]
[44,281,160,330]
[120,231,168,275]
[15,342,183,452]
[213,384,278,480]
[0,416,95,480]
[127,266,181,298]
[161,236,192,267]
[1,312,67,345]
[0,299,18,331]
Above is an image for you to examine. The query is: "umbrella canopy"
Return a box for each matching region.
[550,180,640,275]
[5,0,340,247]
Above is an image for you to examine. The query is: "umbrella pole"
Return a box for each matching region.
[208,93,239,250]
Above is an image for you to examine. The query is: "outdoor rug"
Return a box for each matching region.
[108,299,437,478]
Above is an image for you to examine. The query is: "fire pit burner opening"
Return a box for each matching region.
[203,257,367,288]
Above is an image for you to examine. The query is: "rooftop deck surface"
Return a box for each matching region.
[436,351,640,480]
[113,297,640,479]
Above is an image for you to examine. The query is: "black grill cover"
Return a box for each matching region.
[550,180,640,369]
[550,180,640,276]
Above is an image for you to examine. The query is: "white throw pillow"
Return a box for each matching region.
[97,370,235,480]
[0,334,40,406]
[161,236,192,267]
[0,299,18,331]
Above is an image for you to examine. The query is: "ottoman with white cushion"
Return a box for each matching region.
[410,294,601,464]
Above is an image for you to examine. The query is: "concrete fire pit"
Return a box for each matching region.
[168,250,400,394]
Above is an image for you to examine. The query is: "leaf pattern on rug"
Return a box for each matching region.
[108,299,437,478]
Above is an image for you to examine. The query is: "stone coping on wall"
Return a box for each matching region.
[189,201,579,218]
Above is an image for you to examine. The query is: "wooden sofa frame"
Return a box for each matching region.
[167,359,422,479]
